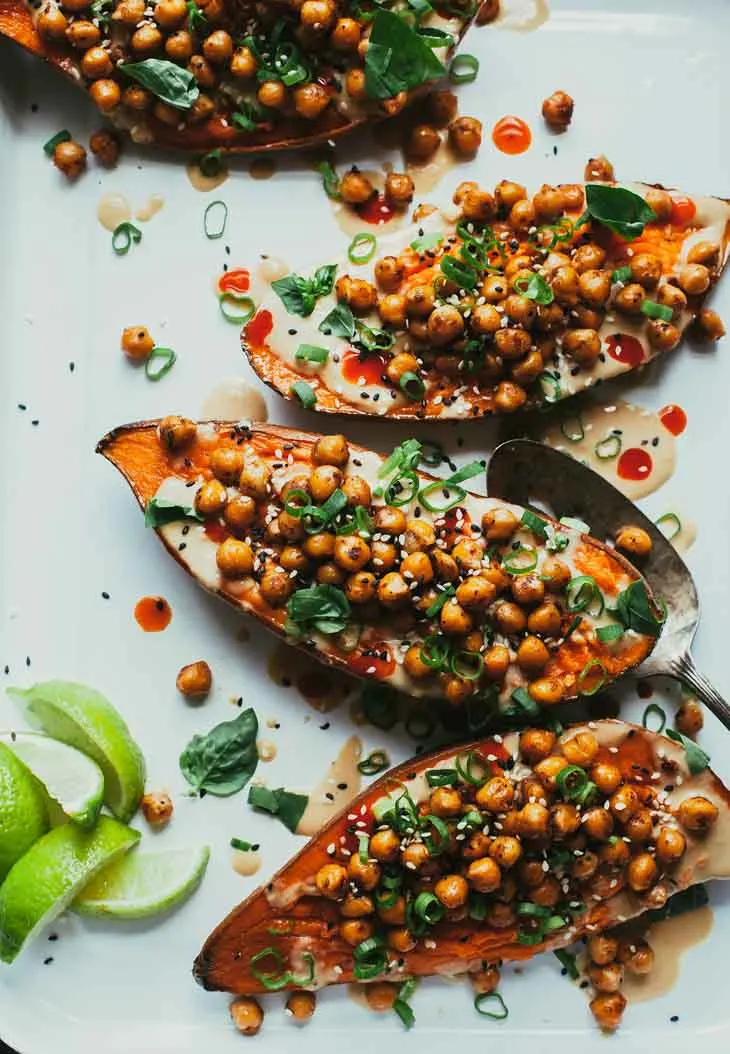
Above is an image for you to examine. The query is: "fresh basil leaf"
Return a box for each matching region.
[313,264,337,297]
[666,729,710,775]
[144,497,203,528]
[286,584,351,635]
[248,785,309,833]
[515,271,554,305]
[272,265,337,317]
[582,184,656,242]
[553,949,579,980]
[410,232,443,253]
[354,320,394,353]
[612,580,664,637]
[364,10,446,100]
[179,708,259,796]
[120,59,199,111]
[647,883,708,923]
[319,302,357,339]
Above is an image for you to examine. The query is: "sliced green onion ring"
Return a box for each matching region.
[317,160,341,200]
[414,891,445,924]
[419,634,451,669]
[455,751,488,785]
[595,433,622,460]
[421,813,449,855]
[566,576,604,616]
[642,702,667,734]
[440,254,478,290]
[449,650,483,681]
[449,53,479,83]
[509,686,540,717]
[219,293,255,325]
[357,750,390,776]
[425,767,458,786]
[521,509,548,539]
[352,936,387,980]
[112,222,142,256]
[555,764,588,800]
[560,415,584,442]
[203,200,228,240]
[612,265,632,283]
[393,978,418,1029]
[474,992,509,1020]
[295,343,329,364]
[290,380,317,409]
[384,470,419,507]
[144,346,176,381]
[348,232,377,265]
[399,371,426,401]
[198,149,224,178]
[577,658,608,696]
[43,129,71,156]
[420,440,446,467]
[502,544,538,575]
[656,512,681,541]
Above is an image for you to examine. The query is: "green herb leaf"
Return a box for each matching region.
[411,232,443,253]
[521,509,549,539]
[666,728,710,775]
[612,580,664,637]
[230,837,258,851]
[583,184,656,241]
[286,584,351,635]
[319,302,356,340]
[272,265,336,317]
[179,708,259,796]
[186,0,208,32]
[364,10,446,100]
[42,129,71,156]
[144,497,203,528]
[514,271,554,305]
[553,949,579,980]
[120,59,199,111]
[247,785,308,833]
[317,160,341,200]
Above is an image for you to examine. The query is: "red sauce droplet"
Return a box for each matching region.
[244,308,273,348]
[357,193,395,226]
[134,596,172,632]
[349,647,396,680]
[492,115,532,155]
[218,268,250,296]
[204,520,229,543]
[637,680,653,699]
[341,347,388,386]
[617,447,653,482]
[605,333,646,368]
[670,195,696,227]
[658,403,687,436]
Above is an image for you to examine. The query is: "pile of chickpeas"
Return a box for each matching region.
[309,725,719,1031]
[34,0,470,134]
[330,178,724,412]
[156,423,610,707]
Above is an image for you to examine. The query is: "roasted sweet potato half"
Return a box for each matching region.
[0,0,473,153]
[193,719,730,996]
[98,420,661,711]
[243,181,730,418]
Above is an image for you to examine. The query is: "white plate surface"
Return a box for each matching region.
[1,1,730,1050]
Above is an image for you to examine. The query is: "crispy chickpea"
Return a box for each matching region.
[121,325,154,362]
[675,698,703,737]
[578,268,611,306]
[584,154,615,182]
[260,568,294,607]
[209,447,244,486]
[427,304,465,346]
[697,306,726,341]
[37,3,68,37]
[656,282,687,319]
[599,838,629,868]
[302,533,334,561]
[452,538,485,571]
[405,287,439,328]
[370,540,397,573]
[572,244,606,273]
[461,188,497,223]
[624,809,654,843]
[518,729,556,765]
[376,294,406,328]
[440,599,473,636]
[429,786,463,818]
[230,996,263,1036]
[488,835,521,869]
[280,546,308,573]
[229,44,257,78]
[494,326,532,360]
[550,265,579,306]
[377,572,410,609]
[482,644,510,681]
[466,857,502,894]
[628,253,662,289]
[529,678,565,707]
[507,200,535,232]
[590,992,626,1032]
[503,293,537,328]
[131,23,162,52]
[515,802,549,838]
[589,962,624,994]
[492,601,526,636]
[467,303,499,337]
[342,475,371,507]
[609,785,640,820]
[347,853,380,891]
[562,328,602,364]
[113,0,144,20]
[300,0,335,29]
[122,85,152,110]
[494,380,528,414]
[627,852,658,892]
[65,18,100,46]
[340,894,374,918]
[591,760,622,795]
[460,831,491,862]
[275,511,305,542]
[526,602,561,638]
[315,862,348,899]
[516,636,550,675]
[374,506,406,535]
[428,551,458,585]
[560,183,585,210]
[141,790,173,826]
[257,80,286,108]
[533,755,568,791]
[434,874,469,909]
[618,938,655,975]
[330,15,360,48]
[369,829,400,866]
[495,179,526,210]
[645,187,673,222]
[400,552,433,587]
[448,115,482,156]
[216,539,254,578]
[239,457,271,500]
[678,795,719,832]
[476,776,515,814]
[201,29,233,66]
[425,88,457,126]
[339,918,373,946]
[615,525,652,558]
[542,90,573,131]
[336,276,378,314]
[154,0,186,25]
[293,82,330,120]
[365,982,398,1012]
[478,277,506,306]
[374,256,405,293]
[561,731,599,767]
[478,511,516,546]
[316,562,345,586]
[286,990,316,1023]
[339,168,374,206]
[176,660,212,700]
[582,806,614,842]
[551,802,581,838]
[344,572,375,606]
[312,434,348,467]
[678,263,711,295]
[158,415,195,452]
[686,240,720,268]
[646,318,681,352]
[308,465,341,503]
[406,123,441,162]
[398,842,430,874]
[455,576,497,611]
[52,138,87,180]
[195,478,227,518]
[381,172,414,211]
[89,129,120,168]
[572,849,599,879]
[344,67,367,100]
[511,575,545,608]
[90,80,121,112]
[385,927,416,954]
[533,184,564,223]
[333,536,371,573]
[441,675,474,706]
[588,933,619,966]
[613,282,646,315]
[528,875,561,907]
[80,45,113,79]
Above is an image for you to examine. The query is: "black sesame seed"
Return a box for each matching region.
[325,792,334,801]
[69,362,75,372]
[670,1015,679,1023]
[337,782,347,790]
[43,956,54,965]
[101,591,110,599]
[320,722,330,730]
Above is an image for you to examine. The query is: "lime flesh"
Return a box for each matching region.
[74,844,210,919]
[0,742,49,882]
[0,732,105,829]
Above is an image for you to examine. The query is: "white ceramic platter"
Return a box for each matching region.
[1,0,730,1050]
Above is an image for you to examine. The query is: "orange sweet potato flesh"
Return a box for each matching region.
[98,420,658,701]
[193,720,730,994]
[0,1,473,154]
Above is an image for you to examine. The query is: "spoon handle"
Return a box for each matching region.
[668,654,730,732]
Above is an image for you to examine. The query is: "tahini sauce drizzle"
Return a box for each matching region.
[231,847,262,877]
[200,378,269,422]
[97,193,132,232]
[622,907,713,1003]
[296,736,362,836]
[494,0,550,32]
[135,194,165,222]
[186,157,229,192]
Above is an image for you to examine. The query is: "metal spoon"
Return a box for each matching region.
[486,438,730,731]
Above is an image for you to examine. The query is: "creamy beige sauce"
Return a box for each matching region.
[135,194,165,222]
[296,736,362,837]
[540,399,677,501]
[267,642,352,712]
[249,158,277,180]
[331,169,409,237]
[231,847,262,877]
[257,739,277,763]
[255,257,290,286]
[406,144,459,198]
[494,0,550,31]
[186,158,229,193]
[622,907,713,1003]
[200,378,269,423]
[97,193,131,232]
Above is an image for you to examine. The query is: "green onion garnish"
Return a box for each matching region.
[362,683,398,730]
[417,460,483,513]
[348,232,377,265]
[421,813,449,855]
[449,651,483,681]
[560,415,584,442]
[249,948,315,990]
[577,658,608,696]
[425,767,458,787]
[611,266,632,283]
[317,160,341,200]
[642,703,666,734]
[539,371,562,403]
[521,509,548,539]
[393,978,418,1029]
[384,469,420,507]
[513,271,554,305]
[594,433,622,460]
[656,512,681,541]
[352,936,388,980]
[566,576,604,615]
[230,837,259,851]
[474,992,509,1020]
[144,346,176,381]
[357,750,390,776]
[219,293,255,325]
[420,440,446,467]
[290,380,317,408]
[43,129,71,156]
[455,751,488,785]
[449,53,479,83]
[356,832,370,863]
[203,199,228,240]
[440,254,477,290]
[399,371,426,401]
[560,515,590,533]
[509,686,540,717]
[295,343,329,363]
[597,623,624,643]
[554,949,579,979]
[112,222,142,256]
[641,299,673,322]
[502,544,538,575]
[411,232,443,253]
[198,149,224,178]
[413,891,445,924]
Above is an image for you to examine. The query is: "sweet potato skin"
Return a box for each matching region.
[97,419,659,699]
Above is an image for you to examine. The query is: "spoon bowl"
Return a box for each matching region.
[487,438,730,730]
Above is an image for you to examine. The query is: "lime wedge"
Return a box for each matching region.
[0,732,105,829]
[74,844,210,919]
[0,816,139,963]
[0,742,49,882]
[9,681,146,823]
